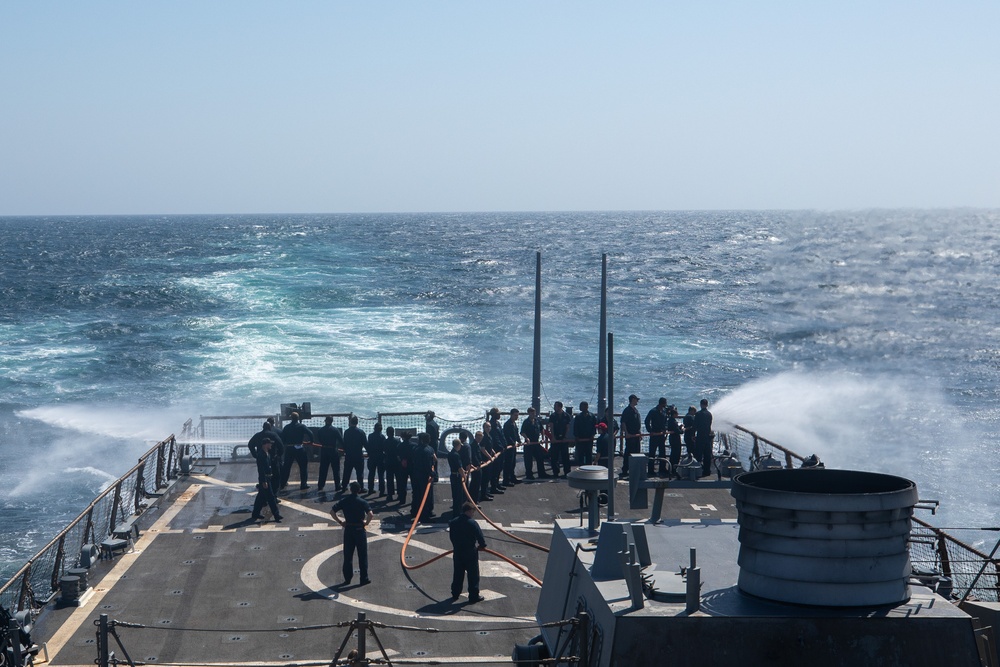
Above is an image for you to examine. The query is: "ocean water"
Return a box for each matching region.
[2,210,999,580]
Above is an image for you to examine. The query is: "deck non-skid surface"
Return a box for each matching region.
[38,460,738,666]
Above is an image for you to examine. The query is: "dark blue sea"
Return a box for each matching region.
[3,210,1000,579]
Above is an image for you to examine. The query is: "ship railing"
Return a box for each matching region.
[716,424,807,469]
[909,518,1000,603]
[179,413,811,471]
[178,412,488,460]
[0,436,181,615]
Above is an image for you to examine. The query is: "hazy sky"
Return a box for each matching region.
[2,2,998,215]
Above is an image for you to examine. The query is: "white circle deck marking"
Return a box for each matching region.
[300,534,534,622]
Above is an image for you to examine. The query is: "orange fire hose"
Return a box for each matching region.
[398,452,544,586]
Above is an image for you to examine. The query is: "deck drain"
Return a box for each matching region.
[512,554,525,559]
[523,584,536,589]
[242,572,258,577]
[292,557,304,562]
[405,555,415,560]
[101,604,114,609]
[183,560,195,564]
[158,620,171,625]
[84,639,95,645]
[279,655,293,660]
[193,535,204,540]
[237,601,252,607]
[226,636,245,643]
[145,657,158,662]
[406,584,417,589]
[168,590,183,596]
[251,546,262,551]
[537,498,550,502]
[297,533,307,538]
[279,633,289,638]
[478,631,490,636]
[283,617,298,623]
[288,587,301,593]
[414,651,428,657]
[495,508,506,513]
[666,493,682,498]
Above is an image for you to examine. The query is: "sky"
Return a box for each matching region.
[1,2,998,215]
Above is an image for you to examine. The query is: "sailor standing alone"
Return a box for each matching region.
[330,482,373,586]
[449,501,487,603]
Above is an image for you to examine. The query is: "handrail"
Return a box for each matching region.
[0,435,180,613]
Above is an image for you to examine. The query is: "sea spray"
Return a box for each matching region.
[714,370,975,524]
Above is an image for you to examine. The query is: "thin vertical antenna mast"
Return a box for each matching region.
[597,254,608,419]
[532,251,542,415]
[607,331,615,518]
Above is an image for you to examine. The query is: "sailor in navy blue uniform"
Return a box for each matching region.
[620,394,642,478]
[573,401,598,467]
[383,426,401,500]
[330,481,373,585]
[250,438,283,522]
[366,422,388,496]
[280,412,313,490]
[645,398,669,477]
[316,416,344,492]
[410,433,438,521]
[341,415,367,492]
[248,419,282,460]
[449,501,486,603]
[694,398,714,477]
[447,438,465,515]
[546,401,572,477]
[501,408,521,485]
[520,407,548,479]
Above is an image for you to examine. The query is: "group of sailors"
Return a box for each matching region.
[245,397,715,523]
[244,399,713,604]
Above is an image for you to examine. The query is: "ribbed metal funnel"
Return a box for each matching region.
[731,469,918,607]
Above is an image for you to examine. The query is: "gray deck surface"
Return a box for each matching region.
[35,459,738,666]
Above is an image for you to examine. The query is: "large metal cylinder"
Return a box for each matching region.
[731,468,918,607]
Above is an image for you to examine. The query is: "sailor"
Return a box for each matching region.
[501,408,521,486]
[683,406,697,457]
[395,433,413,505]
[448,501,487,603]
[467,430,484,503]
[341,415,367,493]
[482,421,504,496]
[330,481,373,586]
[410,432,438,522]
[366,422,388,496]
[447,438,465,515]
[546,401,571,478]
[250,437,283,522]
[383,426,401,501]
[488,408,515,486]
[477,426,495,501]
[425,411,441,452]
[645,397,669,477]
[573,401,597,467]
[620,394,642,479]
[594,422,610,468]
[248,419,281,460]
[316,416,344,493]
[667,407,683,474]
[280,412,313,491]
[694,399,714,477]
[520,407,548,479]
